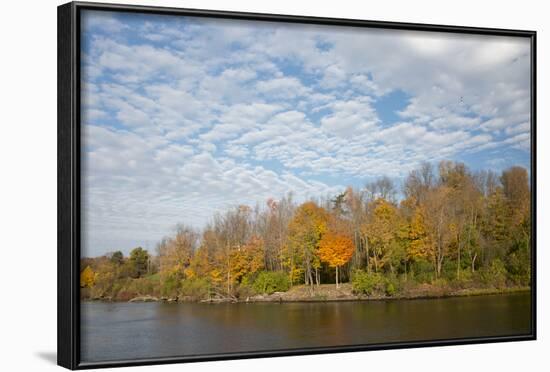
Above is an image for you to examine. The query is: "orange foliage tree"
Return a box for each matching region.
[319,231,354,288]
[229,236,265,284]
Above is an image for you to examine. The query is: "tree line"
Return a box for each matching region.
[80,161,531,301]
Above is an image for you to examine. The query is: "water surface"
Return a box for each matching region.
[81,292,531,362]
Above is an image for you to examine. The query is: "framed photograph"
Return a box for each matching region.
[58,1,536,369]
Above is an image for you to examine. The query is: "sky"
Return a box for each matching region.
[80,10,531,257]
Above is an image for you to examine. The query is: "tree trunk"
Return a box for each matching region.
[457,232,461,280]
[304,258,310,286]
[289,255,294,286]
[316,269,320,287]
[365,236,371,273]
[336,266,339,288]
[469,211,477,273]
[279,224,284,271]
[226,249,231,295]
[435,208,444,278]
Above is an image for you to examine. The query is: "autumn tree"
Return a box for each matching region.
[404,162,435,205]
[366,176,397,203]
[481,188,509,263]
[424,186,452,277]
[407,205,431,264]
[78,161,531,300]
[501,166,530,231]
[319,230,354,288]
[89,256,118,298]
[229,236,265,284]
[259,195,294,272]
[80,266,96,288]
[341,187,368,273]
[158,225,198,287]
[185,246,211,280]
[364,198,401,273]
[439,161,482,278]
[287,202,328,287]
[501,167,530,208]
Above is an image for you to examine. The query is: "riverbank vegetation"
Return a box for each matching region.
[80,161,531,302]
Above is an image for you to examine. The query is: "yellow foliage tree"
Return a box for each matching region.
[158,226,197,282]
[80,266,96,288]
[319,231,354,288]
[287,202,328,286]
[184,246,211,280]
[365,199,400,273]
[408,205,431,261]
[229,236,265,284]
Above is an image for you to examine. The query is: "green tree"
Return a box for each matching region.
[109,251,124,266]
[129,247,149,278]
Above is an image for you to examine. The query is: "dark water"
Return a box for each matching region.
[81,292,531,362]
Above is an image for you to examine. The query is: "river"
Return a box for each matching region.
[81,292,531,362]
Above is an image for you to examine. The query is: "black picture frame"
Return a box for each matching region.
[58,1,537,369]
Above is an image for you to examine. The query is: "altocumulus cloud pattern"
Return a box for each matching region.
[80,11,531,256]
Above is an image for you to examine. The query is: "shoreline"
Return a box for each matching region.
[82,285,530,304]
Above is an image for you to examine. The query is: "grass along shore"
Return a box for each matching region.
[84,282,530,304]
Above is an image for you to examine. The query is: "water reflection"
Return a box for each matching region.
[81,292,531,362]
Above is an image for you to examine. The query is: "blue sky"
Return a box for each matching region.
[80,10,531,257]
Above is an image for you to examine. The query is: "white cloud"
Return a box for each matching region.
[256,77,311,99]
[82,11,128,33]
[320,97,379,137]
[80,10,531,255]
[501,132,531,151]
[505,121,530,136]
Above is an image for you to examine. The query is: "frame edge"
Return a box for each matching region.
[530,31,537,340]
[61,2,537,369]
[58,1,78,370]
[72,1,536,36]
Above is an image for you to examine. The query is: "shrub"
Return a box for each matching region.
[409,259,434,284]
[385,282,397,296]
[110,280,125,298]
[432,277,449,288]
[385,275,400,296]
[481,259,507,289]
[506,238,531,286]
[180,277,211,300]
[235,282,256,299]
[351,270,386,296]
[160,275,180,298]
[253,271,290,294]
[441,260,457,281]
[453,269,474,289]
[136,276,160,296]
